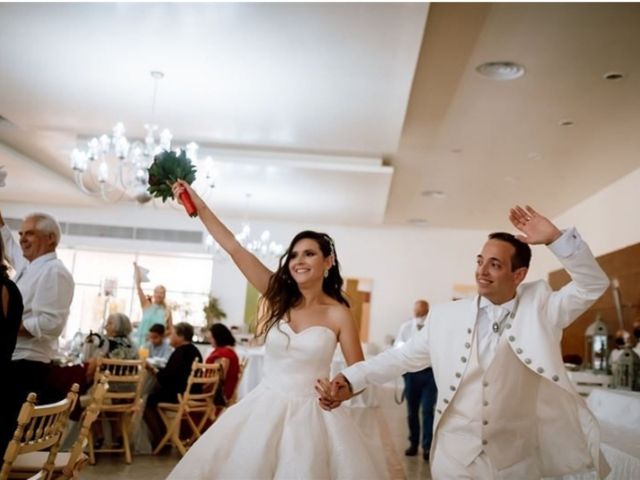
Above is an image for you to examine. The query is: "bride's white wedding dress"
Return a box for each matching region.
[167,320,388,479]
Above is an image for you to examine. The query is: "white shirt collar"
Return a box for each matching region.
[413,316,427,326]
[27,251,58,268]
[479,296,517,315]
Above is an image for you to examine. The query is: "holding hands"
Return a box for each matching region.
[315,374,354,411]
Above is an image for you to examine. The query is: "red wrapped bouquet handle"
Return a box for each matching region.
[179,190,198,217]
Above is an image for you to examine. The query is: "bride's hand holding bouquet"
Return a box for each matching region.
[147,150,200,217]
[171,180,206,214]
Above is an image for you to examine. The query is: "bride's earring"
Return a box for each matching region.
[323,269,329,278]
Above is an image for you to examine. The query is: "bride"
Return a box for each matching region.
[167,180,387,480]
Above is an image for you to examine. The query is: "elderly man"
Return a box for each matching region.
[0,211,74,408]
[321,206,610,479]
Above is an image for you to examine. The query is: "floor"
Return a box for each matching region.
[80,385,431,479]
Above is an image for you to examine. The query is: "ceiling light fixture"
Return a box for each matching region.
[421,190,446,199]
[70,71,216,204]
[475,61,525,80]
[206,193,284,262]
[408,218,429,226]
[603,72,624,81]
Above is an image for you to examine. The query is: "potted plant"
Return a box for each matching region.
[203,296,227,329]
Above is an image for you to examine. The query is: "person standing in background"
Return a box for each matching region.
[133,262,172,346]
[394,299,437,462]
[0,210,74,446]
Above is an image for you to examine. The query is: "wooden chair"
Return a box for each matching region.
[1,384,80,480]
[87,359,144,465]
[8,376,108,480]
[153,361,221,456]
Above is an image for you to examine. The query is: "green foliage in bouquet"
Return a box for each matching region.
[147,149,197,202]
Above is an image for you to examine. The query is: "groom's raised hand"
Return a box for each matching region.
[509,205,562,245]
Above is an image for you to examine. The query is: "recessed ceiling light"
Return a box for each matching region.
[408,218,429,226]
[559,119,575,127]
[603,72,624,81]
[475,61,525,80]
[421,190,446,199]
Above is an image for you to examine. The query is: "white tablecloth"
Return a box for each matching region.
[553,388,640,480]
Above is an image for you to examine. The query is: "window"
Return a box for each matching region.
[58,247,213,342]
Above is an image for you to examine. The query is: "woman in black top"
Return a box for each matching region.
[1,238,24,454]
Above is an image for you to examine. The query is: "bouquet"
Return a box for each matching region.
[147,150,198,217]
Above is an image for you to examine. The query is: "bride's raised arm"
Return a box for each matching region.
[172,180,273,294]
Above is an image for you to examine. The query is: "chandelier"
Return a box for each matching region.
[69,71,215,204]
[205,194,285,261]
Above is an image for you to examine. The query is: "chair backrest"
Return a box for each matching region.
[61,375,109,478]
[227,357,249,405]
[1,384,80,480]
[180,360,221,405]
[93,358,144,408]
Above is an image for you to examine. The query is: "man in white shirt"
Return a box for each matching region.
[394,299,437,461]
[0,211,74,413]
[321,206,610,479]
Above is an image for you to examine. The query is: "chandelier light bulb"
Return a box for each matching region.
[98,161,109,183]
[115,136,130,159]
[70,149,88,172]
[99,134,110,154]
[87,138,100,160]
[112,122,125,138]
[159,129,173,151]
[186,142,199,162]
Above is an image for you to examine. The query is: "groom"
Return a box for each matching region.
[319,206,610,479]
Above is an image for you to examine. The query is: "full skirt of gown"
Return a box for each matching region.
[167,322,388,480]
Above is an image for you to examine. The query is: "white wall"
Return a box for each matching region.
[553,166,640,256]
[527,166,640,277]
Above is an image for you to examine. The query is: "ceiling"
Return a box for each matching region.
[0,3,639,229]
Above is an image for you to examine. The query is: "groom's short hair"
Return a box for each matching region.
[488,232,532,271]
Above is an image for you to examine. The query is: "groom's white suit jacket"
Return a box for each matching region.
[344,229,610,478]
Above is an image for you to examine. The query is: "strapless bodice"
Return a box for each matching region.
[261,321,337,395]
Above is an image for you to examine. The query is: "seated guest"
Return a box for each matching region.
[206,323,240,406]
[144,322,202,446]
[145,323,173,364]
[85,313,138,382]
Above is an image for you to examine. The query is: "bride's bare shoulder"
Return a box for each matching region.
[324,302,353,327]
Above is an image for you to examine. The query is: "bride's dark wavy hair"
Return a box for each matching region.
[257,231,349,339]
